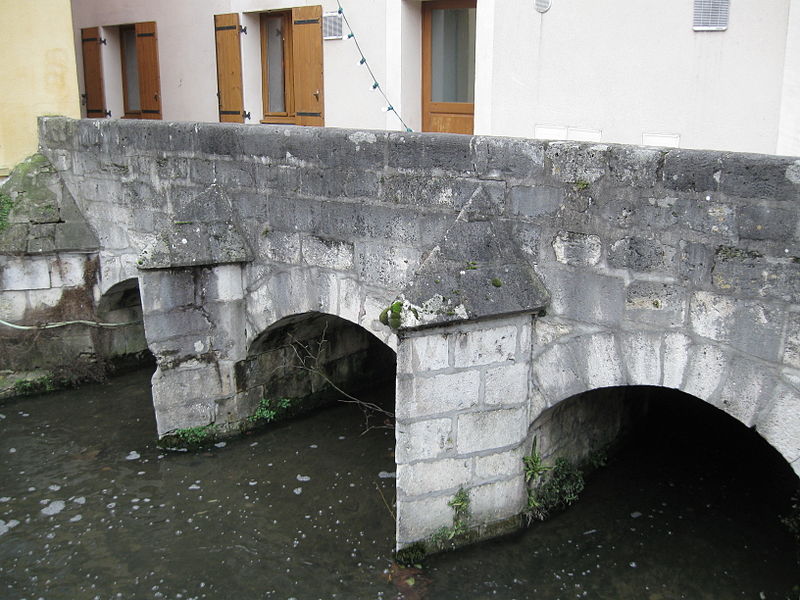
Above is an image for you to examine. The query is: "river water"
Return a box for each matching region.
[1,368,797,599]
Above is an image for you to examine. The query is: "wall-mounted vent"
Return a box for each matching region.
[693,0,729,31]
[535,0,552,13]
[323,12,343,40]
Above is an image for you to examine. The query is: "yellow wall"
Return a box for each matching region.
[0,0,81,175]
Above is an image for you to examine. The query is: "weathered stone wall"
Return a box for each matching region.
[395,314,533,546]
[0,153,147,394]
[31,117,800,551]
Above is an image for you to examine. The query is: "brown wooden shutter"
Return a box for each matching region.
[214,13,245,123]
[135,21,162,120]
[81,27,107,118]
[291,6,324,126]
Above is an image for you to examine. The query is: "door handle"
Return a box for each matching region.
[313,89,320,100]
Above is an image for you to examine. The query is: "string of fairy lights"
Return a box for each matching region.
[335,1,413,132]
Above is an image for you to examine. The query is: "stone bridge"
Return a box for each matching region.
[2,117,799,551]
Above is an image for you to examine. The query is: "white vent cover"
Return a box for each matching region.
[323,12,343,40]
[535,0,552,13]
[693,0,729,31]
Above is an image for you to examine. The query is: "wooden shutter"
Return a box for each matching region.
[81,27,107,118]
[291,6,324,126]
[214,14,245,123]
[135,21,162,119]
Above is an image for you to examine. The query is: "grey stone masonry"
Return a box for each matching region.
[395,314,532,546]
[27,117,800,552]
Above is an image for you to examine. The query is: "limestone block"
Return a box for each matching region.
[396,370,480,420]
[456,408,527,454]
[606,146,663,187]
[144,308,211,345]
[397,458,471,497]
[336,277,362,325]
[310,269,337,315]
[690,291,784,361]
[266,269,318,321]
[540,267,625,326]
[453,324,517,368]
[243,283,277,338]
[1,256,51,290]
[356,242,420,290]
[261,231,301,265]
[509,185,563,218]
[714,358,777,426]
[301,235,354,270]
[469,477,526,523]
[661,332,691,389]
[362,292,393,337]
[395,417,455,462]
[531,342,585,406]
[712,247,800,304]
[619,331,662,386]
[552,231,602,266]
[397,332,450,375]
[47,254,87,288]
[625,281,687,328]
[484,362,529,406]
[756,383,800,470]
[151,366,227,435]
[583,333,624,389]
[545,142,608,184]
[139,269,196,313]
[737,204,796,242]
[682,343,727,401]
[473,447,524,481]
[529,388,548,421]
[0,291,28,322]
[532,318,575,348]
[474,135,545,180]
[212,264,244,301]
[396,494,453,545]
[27,288,63,311]
[783,313,800,369]
[608,237,676,273]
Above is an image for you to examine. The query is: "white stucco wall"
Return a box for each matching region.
[777,0,800,156]
[477,0,795,155]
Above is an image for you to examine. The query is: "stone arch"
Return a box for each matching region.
[94,277,151,364]
[529,327,800,476]
[235,311,397,424]
[242,269,398,355]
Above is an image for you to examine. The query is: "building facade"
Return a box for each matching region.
[70,0,800,155]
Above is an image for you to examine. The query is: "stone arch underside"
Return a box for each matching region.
[529,323,800,476]
[235,310,397,426]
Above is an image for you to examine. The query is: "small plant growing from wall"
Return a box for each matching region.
[429,487,471,549]
[248,397,294,424]
[160,424,219,450]
[523,440,585,523]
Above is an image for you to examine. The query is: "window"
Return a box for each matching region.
[120,25,141,117]
[693,0,730,31]
[79,22,162,120]
[422,0,476,134]
[261,11,292,120]
[214,7,324,126]
[260,7,324,126]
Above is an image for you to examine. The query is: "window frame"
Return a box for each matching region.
[119,24,141,118]
[260,10,296,124]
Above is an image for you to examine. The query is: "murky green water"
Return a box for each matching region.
[1,369,797,599]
